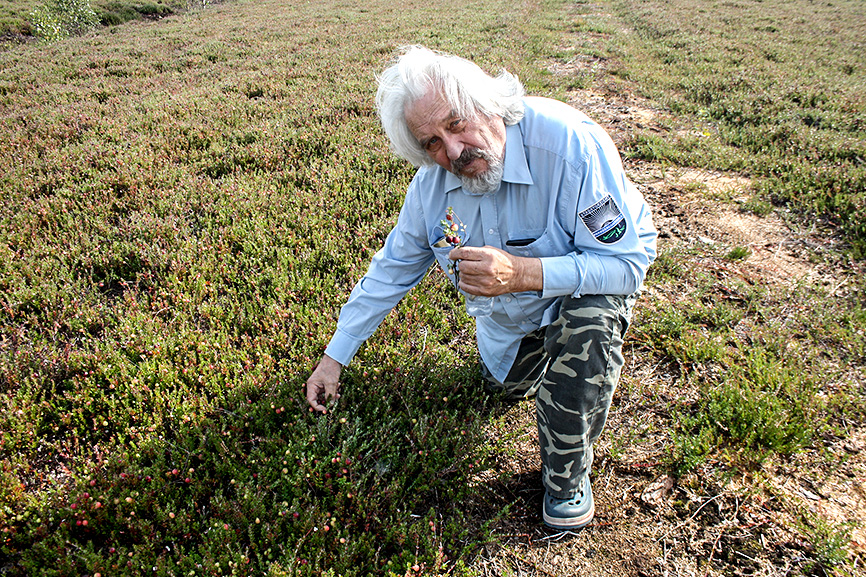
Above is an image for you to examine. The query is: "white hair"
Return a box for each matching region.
[376,45,525,167]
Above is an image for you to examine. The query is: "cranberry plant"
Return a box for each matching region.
[0,0,566,574]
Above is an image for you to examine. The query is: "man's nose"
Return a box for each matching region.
[444,137,464,161]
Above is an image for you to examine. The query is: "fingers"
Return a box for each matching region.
[306,383,327,413]
[448,245,485,262]
[447,246,542,295]
[324,381,341,400]
[448,246,511,295]
[306,380,341,413]
[448,246,495,280]
[305,354,343,413]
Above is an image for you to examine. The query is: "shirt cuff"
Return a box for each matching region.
[540,254,582,299]
[324,328,365,367]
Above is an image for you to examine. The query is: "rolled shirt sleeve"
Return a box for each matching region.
[540,251,644,299]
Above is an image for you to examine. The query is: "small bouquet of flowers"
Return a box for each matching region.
[437,207,492,317]
[439,206,466,283]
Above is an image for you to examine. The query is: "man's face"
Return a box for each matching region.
[405,90,507,194]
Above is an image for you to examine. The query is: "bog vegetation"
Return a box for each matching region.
[0,0,863,575]
[1,0,180,37]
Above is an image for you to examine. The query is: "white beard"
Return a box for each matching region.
[455,148,505,195]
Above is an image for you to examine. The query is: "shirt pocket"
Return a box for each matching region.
[505,229,556,258]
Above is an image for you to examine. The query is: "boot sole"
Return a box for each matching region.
[542,502,595,529]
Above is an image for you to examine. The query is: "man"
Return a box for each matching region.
[305,46,657,529]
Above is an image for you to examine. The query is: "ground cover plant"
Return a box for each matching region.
[0,0,570,574]
[1,0,864,575]
[29,0,100,43]
[0,0,43,37]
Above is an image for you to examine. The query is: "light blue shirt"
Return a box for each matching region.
[325,97,657,382]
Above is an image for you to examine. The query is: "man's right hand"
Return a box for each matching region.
[305,354,343,413]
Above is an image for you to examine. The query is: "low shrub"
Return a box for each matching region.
[30,0,99,41]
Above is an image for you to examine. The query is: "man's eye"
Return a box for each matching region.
[425,137,441,151]
[450,119,464,130]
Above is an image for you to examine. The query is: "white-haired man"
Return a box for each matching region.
[306,46,657,529]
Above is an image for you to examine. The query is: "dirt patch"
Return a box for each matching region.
[637,163,839,290]
[569,87,667,144]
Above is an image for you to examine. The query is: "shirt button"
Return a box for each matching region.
[505,297,513,303]
[488,228,495,234]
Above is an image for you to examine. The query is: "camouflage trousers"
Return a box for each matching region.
[482,293,637,499]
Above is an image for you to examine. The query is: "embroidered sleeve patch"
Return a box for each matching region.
[579,194,627,244]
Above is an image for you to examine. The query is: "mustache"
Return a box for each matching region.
[451,148,487,174]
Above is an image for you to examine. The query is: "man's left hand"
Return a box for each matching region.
[449,246,543,296]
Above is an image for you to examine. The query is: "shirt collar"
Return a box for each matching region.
[443,123,534,193]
